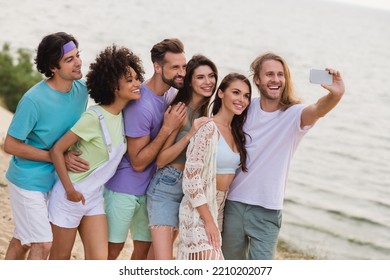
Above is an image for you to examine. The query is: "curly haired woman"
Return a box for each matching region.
[48,45,144,259]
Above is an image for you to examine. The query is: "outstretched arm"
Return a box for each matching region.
[301,68,345,128]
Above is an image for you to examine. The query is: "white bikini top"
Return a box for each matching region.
[216,132,240,174]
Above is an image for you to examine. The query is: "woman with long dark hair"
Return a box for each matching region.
[177,73,252,260]
[146,54,218,259]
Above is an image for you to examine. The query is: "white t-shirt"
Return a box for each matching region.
[227,97,311,210]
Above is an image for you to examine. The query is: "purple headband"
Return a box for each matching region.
[63,41,76,54]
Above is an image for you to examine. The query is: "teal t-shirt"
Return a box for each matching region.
[6,79,88,192]
[69,105,125,183]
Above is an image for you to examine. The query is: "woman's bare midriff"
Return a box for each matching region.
[170,162,185,171]
[216,173,235,193]
[169,163,235,193]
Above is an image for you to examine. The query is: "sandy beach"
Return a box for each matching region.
[0,105,310,260]
[0,105,15,259]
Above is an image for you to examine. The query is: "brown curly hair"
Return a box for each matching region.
[86,45,145,105]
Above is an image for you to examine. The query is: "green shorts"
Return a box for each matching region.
[222,200,282,260]
[104,188,151,243]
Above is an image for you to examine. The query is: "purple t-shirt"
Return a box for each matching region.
[105,84,172,195]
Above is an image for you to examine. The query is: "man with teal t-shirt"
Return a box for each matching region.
[3,32,88,260]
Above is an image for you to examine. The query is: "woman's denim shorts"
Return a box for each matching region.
[146,165,184,228]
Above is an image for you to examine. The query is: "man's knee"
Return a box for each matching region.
[132,241,151,260]
[5,238,31,260]
[31,242,51,252]
[30,242,52,259]
[108,242,125,260]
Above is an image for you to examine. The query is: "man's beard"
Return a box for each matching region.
[162,70,184,89]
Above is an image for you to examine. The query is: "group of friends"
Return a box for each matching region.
[2,31,345,260]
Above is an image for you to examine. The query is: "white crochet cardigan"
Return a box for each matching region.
[177,121,223,260]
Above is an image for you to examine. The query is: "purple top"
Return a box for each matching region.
[105,83,172,195]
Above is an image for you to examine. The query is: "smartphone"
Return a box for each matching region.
[309,69,332,85]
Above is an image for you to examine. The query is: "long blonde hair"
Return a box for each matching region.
[250,52,301,111]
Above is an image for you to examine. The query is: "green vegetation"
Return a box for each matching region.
[0,43,42,113]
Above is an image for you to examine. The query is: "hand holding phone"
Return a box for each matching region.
[309,69,333,85]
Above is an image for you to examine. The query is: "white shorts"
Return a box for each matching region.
[7,181,53,245]
[48,180,105,228]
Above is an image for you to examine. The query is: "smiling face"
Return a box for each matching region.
[219,79,251,116]
[52,47,83,81]
[254,59,285,101]
[160,51,187,89]
[116,66,141,101]
[191,65,216,99]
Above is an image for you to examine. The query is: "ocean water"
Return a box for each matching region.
[0,0,389,259]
